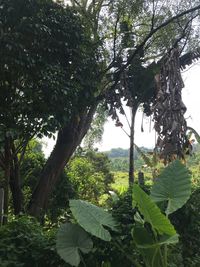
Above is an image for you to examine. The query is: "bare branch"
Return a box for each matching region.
[150,0,156,31]
[112,13,120,63]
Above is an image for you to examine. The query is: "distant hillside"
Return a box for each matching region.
[104,147,153,172]
[104,147,153,159]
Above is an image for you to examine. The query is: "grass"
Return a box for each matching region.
[111,171,153,194]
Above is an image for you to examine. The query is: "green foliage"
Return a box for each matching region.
[133,185,176,236]
[0,0,99,140]
[105,147,153,172]
[170,187,200,266]
[109,158,130,172]
[105,148,130,158]
[105,147,152,159]
[56,200,118,266]
[109,189,138,266]
[20,140,75,222]
[130,161,192,267]
[132,184,178,267]
[0,216,67,267]
[111,171,129,193]
[151,160,191,215]
[56,223,93,267]
[69,199,118,241]
[84,103,108,149]
[67,151,113,204]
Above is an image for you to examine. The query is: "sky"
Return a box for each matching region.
[42,63,200,156]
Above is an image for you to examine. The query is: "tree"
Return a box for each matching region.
[0,0,100,216]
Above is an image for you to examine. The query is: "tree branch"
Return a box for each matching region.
[107,3,200,91]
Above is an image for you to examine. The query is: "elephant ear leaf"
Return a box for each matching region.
[132,185,176,236]
[151,160,191,215]
[70,200,118,241]
[56,223,93,267]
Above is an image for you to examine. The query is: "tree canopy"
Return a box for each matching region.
[0,0,100,141]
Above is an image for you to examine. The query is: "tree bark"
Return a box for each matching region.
[3,137,11,224]
[9,143,23,215]
[129,105,138,186]
[28,104,98,218]
[0,188,4,225]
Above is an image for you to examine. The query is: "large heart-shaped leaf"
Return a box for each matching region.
[151,160,191,215]
[132,185,176,236]
[70,200,118,241]
[56,223,93,267]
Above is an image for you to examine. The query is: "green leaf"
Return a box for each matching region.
[132,185,176,236]
[151,160,191,215]
[56,223,93,267]
[132,226,161,267]
[132,226,155,248]
[132,226,178,249]
[69,200,118,241]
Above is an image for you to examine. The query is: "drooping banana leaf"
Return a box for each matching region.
[69,200,118,241]
[56,223,93,267]
[151,160,191,215]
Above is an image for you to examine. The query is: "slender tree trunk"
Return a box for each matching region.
[0,188,4,225]
[3,137,11,224]
[28,104,98,218]
[129,105,138,186]
[9,147,23,215]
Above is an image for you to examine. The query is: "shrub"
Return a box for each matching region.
[171,187,200,266]
[0,216,68,267]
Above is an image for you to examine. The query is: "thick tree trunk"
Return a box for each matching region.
[129,105,138,186]
[28,104,97,218]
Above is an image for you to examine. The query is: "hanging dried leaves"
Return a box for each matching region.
[153,48,188,163]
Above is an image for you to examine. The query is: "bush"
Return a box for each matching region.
[170,187,200,266]
[83,189,138,267]
[67,151,114,205]
[0,216,68,267]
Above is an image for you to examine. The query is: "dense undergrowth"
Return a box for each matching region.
[1,144,200,267]
[1,183,200,267]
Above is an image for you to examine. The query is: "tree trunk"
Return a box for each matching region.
[3,137,11,224]
[9,145,23,215]
[28,104,98,218]
[0,188,4,225]
[129,105,138,186]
